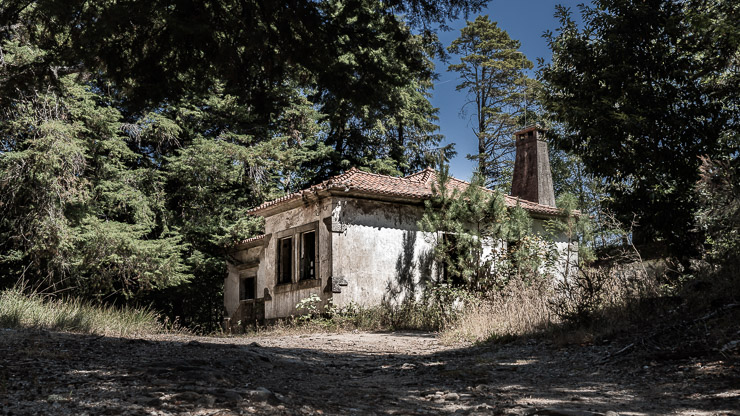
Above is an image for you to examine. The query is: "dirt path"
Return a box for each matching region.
[1,328,738,415]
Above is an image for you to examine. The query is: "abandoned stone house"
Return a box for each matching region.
[224,126,573,325]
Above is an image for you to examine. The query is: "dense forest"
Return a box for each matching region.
[1,0,737,332]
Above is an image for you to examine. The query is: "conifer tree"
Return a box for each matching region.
[447,15,535,190]
[419,159,541,293]
[540,0,739,254]
[0,73,190,298]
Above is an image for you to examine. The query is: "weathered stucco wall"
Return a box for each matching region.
[330,197,437,308]
[224,245,264,320]
[261,198,334,319]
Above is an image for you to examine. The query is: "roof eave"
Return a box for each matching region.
[247,189,332,217]
[248,197,302,217]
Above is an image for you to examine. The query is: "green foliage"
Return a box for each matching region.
[0,77,190,297]
[540,0,740,254]
[418,159,555,292]
[313,32,446,178]
[288,290,474,332]
[75,218,189,298]
[549,148,604,212]
[1,0,486,108]
[447,15,536,190]
[506,221,557,285]
[545,193,595,268]
[295,294,324,322]
[0,0,475,174]
[420,283,478,328]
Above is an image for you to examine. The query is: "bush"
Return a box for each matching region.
[255,288,477,335]
[549,261,661,327]
[440,260,665,345]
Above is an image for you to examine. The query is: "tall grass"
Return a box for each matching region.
[441,280,554,344]
[0,286,165,336]
[440,262,663,345]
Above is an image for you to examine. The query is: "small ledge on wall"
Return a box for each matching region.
[273,278,321,294]
[330,275,348,293]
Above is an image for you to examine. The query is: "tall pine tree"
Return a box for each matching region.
[447,15,535,190]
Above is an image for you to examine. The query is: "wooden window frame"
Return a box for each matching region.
[274,221,320,291]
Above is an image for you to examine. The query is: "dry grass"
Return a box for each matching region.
[441,261,664,345]
[0,286,168,336]
[244,262,664,344]
[440,280,554,344]
[241,307,437,338]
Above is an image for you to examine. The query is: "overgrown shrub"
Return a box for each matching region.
[548,261,661,327]
[418,162,558,293]
[440,257,663,344]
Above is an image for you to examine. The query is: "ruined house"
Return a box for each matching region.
[224,126,573,325]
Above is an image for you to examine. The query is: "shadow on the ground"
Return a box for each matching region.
[0,328,737,415]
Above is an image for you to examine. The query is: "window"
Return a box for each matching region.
[278,237,293,284]
[274,222,319,289]
[239,276,255,300]
[300,231,316,280]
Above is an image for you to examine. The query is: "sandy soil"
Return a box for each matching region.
[0,328,738,415]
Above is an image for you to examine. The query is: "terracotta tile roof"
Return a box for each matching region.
[247,167,566,217]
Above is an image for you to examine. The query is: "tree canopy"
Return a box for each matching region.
[0,0,486,329]
[540,0,740,254]
[0,0,483,114]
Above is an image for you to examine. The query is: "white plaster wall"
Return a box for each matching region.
[531,218,578,280]
[330,197,437,308]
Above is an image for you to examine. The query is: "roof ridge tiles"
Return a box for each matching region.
[404,166,436,183]
[326,167,359,184]
[343,168,412,181]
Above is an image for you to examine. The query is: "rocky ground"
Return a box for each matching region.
[0,328,738,415]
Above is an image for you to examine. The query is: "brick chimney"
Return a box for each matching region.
[510,125,556,207]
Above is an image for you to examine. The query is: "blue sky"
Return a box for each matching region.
[430,0,587,180]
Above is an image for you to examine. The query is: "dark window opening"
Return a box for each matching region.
[278,237,293,284]
[239,276,255,300]
[300,231,316,280]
